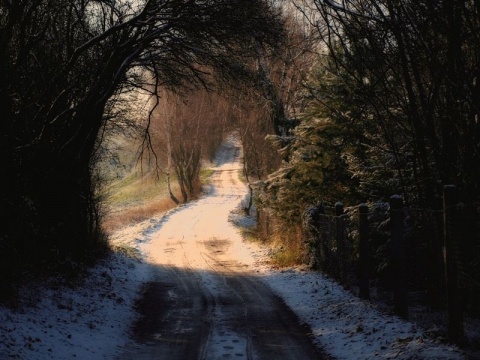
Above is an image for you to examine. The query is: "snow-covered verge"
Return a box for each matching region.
[0,244,150,359]
[230,209,471,360]
[258,266,466,359]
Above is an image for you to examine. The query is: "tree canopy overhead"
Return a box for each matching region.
[0,0,285,291]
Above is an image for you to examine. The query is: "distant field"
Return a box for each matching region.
[96,132,172,233]
[97,132,214,234]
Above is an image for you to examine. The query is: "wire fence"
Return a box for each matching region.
[300,187,480,345]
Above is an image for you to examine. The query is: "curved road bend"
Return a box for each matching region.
[120,135,330,360]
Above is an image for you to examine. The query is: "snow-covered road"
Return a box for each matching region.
[0,134,467,359]
[120,135,325,359]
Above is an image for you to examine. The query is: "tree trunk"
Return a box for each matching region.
[167,171,180,205]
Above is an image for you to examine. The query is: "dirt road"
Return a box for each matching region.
[121,135,327,360]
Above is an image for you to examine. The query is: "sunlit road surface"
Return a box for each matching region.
[120,135,327,360]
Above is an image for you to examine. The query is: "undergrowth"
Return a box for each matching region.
[110,244,143,262]
[270,229,305,268]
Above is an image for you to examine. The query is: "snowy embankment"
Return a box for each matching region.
[0,245,149,359]
[230,210,467,360]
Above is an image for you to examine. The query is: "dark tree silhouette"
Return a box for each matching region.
[0,0,284,293]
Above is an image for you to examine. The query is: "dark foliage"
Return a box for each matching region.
[256,1,480,334]
[0,0,284,295]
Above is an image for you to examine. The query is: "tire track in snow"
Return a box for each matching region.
[119,134,328,360]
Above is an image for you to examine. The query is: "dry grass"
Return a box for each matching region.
[269,225,305,268]
[239,217,305,268]
[100,163,184,234]
[109,243,143,261]
[102,196,178,234]
[239,226,260,243]
[101,165,213,235]
[104,169,167,206]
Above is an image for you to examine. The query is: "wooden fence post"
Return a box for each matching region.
[307,203,325,270]
[443,185,464,345]
[317,204,326,270]
[336,202,346,282]
[390,195,408,319]
[358,203,369,300]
